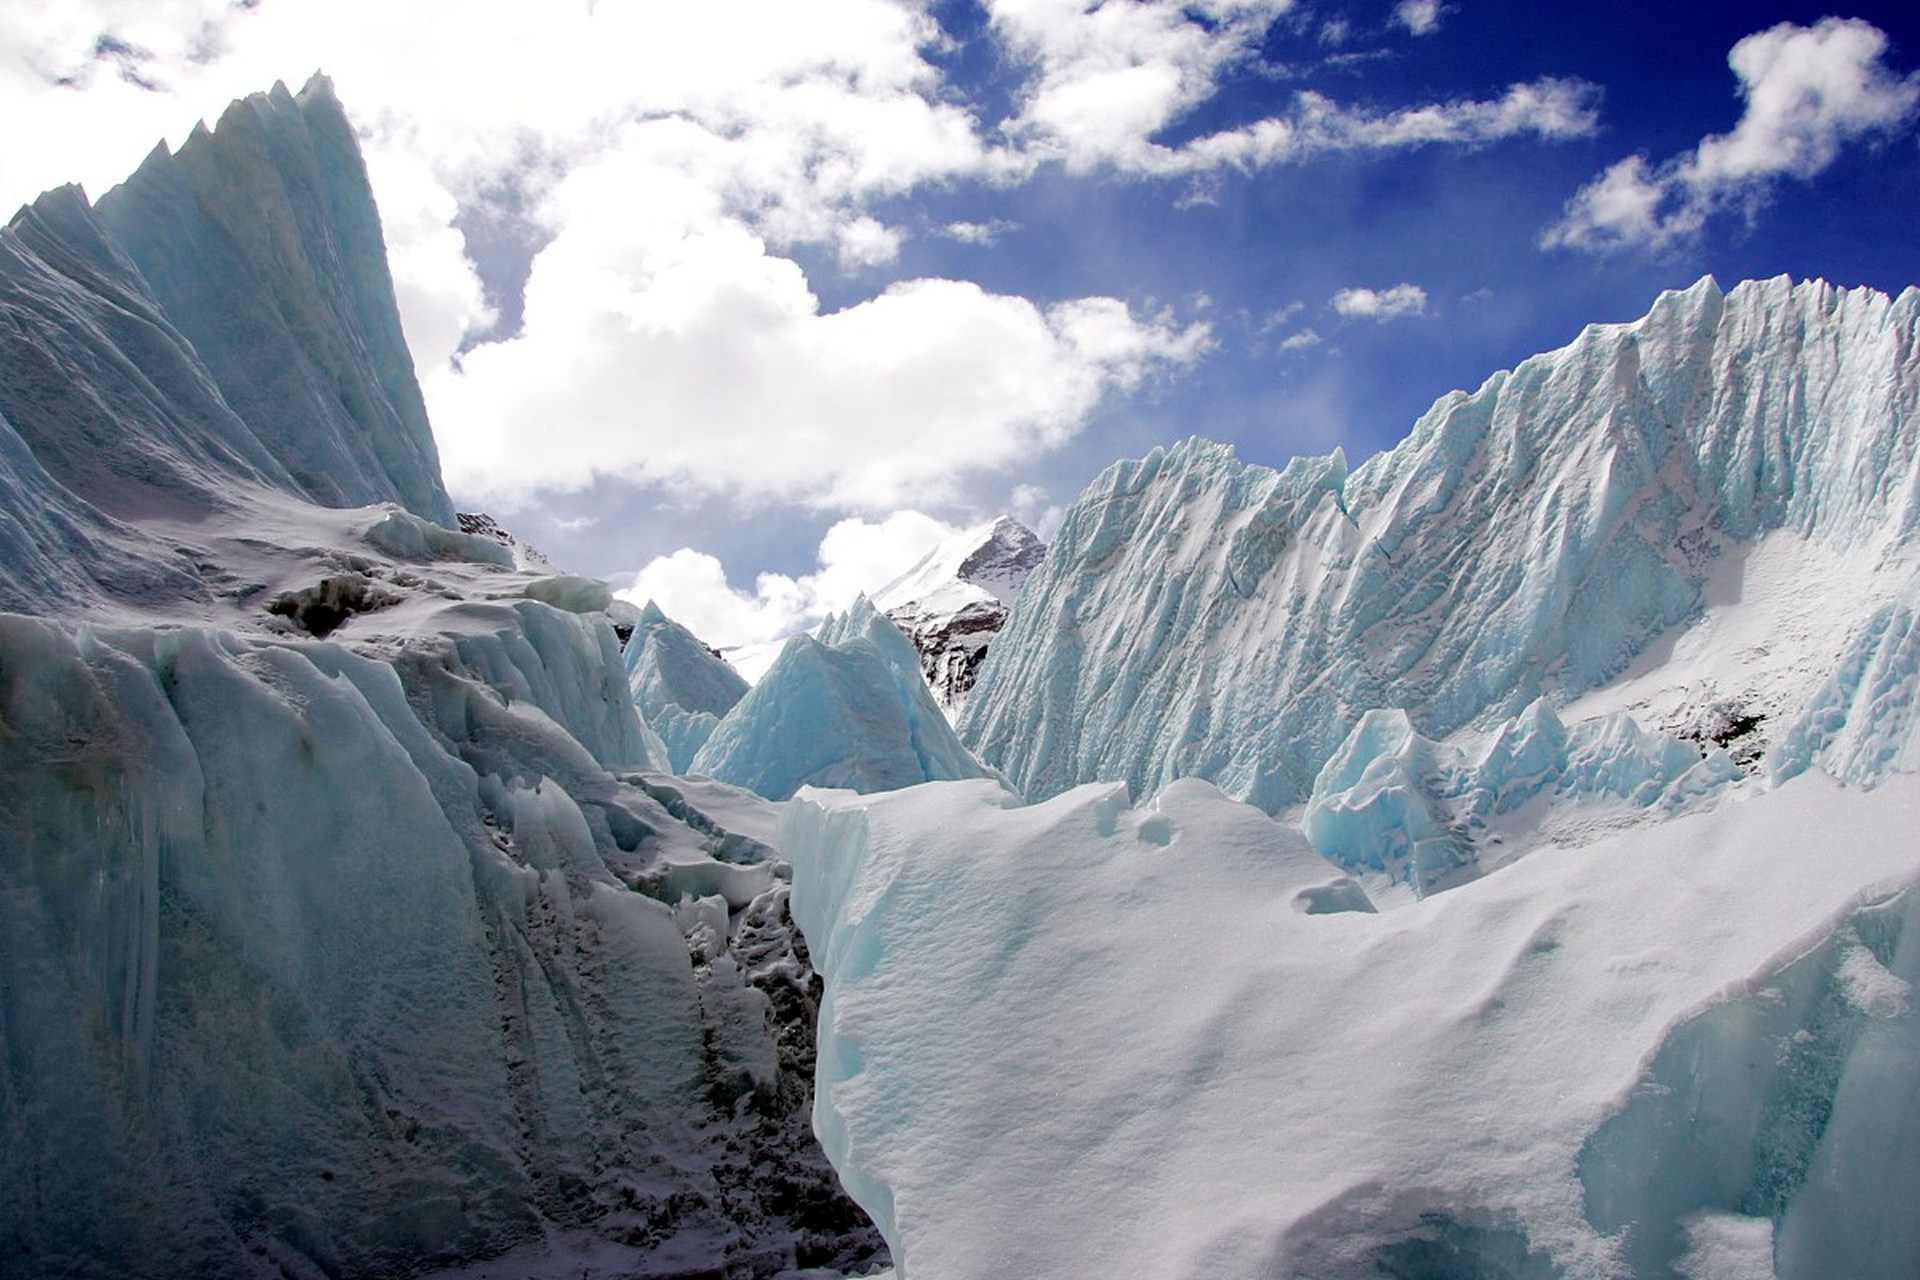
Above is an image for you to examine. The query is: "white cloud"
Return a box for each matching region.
[837,216,905,269]
[1331,284,1428,321]
[1279,328,1323,351]
[616,511,961,649]
[1166,77,1597,173]
[426,204,1211,509]
[988,0,1592,175]
[1393,1,1444,37]
[1547,17,1920,252]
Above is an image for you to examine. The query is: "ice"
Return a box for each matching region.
[624,600,749,771]
[690,596,990,800]
[962,277,1920,812]
[783,772,1920,1279]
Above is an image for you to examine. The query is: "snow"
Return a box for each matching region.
[691,596,991,800]
[871,515,1044,615]
[874,516,1045,713]
[784,771,1920,1280]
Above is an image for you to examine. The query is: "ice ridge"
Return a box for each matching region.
[624,599,750,771]
[962,276,1920,811]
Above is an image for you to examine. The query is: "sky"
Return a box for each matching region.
[3,0,1918,651]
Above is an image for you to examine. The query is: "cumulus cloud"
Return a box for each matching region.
[1278,328,1323,351]
[1546,17,1920,252]
[426,195,1210,509]
[616,511,962,650]
[1331,284,1429,320]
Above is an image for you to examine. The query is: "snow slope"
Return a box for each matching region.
[961,278,1920,813]
[874,516,1045,712]
[785,772,1920,1280]
[0,82,883,1278]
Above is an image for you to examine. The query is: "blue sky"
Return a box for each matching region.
[3,1,1917,648]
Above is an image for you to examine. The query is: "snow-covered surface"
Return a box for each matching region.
[962,277,1920,812]
[872,515,1043,617]
[691,596,991,800]
[785,772,1920,1280]
[873,516,1045,712]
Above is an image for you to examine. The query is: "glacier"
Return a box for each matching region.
[0,79,885,1278]
[690,597,990,801]
[782,274,1920,1279]
[960,276,1920,812]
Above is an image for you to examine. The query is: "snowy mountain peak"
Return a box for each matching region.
[874,515,1045,614]
[872,516,1046,712]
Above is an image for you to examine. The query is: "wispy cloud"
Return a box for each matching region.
[986,0,1594,176]
[1331,283,1429,320]
[941,219,1018,246]
[1546,17,1920,252]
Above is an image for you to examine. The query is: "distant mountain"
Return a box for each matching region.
[873,515,1045,711]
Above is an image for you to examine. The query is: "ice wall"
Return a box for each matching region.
[962,278,1920,811]
[0,185,301,524]
[0,74,462,614]
[1303,701,1738,894]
